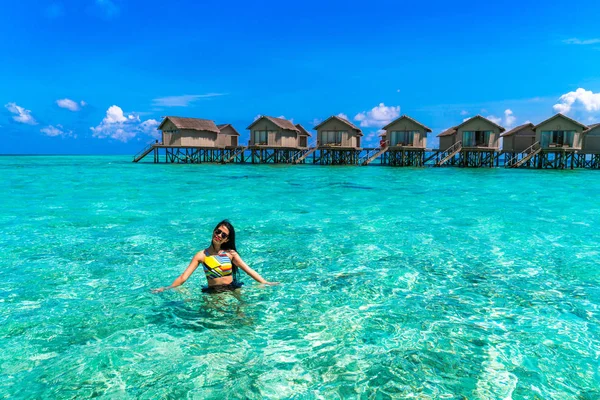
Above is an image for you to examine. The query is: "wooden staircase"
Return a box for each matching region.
[360,146,389,165]
[435,141,462,167]
[505,141,541,168]
[291,141,318,164]
[222,146,248,164]
[132,143,156,163]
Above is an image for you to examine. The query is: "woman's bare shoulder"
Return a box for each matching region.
[195,249,208,259]
[225,249,238,257]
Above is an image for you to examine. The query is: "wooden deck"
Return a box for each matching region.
[132,143,600,169]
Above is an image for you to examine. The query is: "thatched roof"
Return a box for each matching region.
[313,116,363,135]
[583,123,600,134]
[438,115,505,137]
[217,124,240,136]
[437,127,457,137]
[455,115,505,132]
[500,122,535,137]
[383,115,432,132]
[247,116,299,132]
[295,124,312,137]
[158,116,220,133]
[533,113,587,130]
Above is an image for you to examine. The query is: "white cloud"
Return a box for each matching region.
[96,0,119,18]
[152,93,226,107]
[139,119,160,139]
[553,88,600,114]
[254,114,261,121]
[486,115,503,126]
[362,130,384,147]
[337,113,349,120]
[354,103,400,128]
[91,105,158,142]
[312,118,322,127]
[463,117,471,122]
[485,109,516,128]
[563,38,600,45]
[56,98,85,111]
[504,109,516,127]
[41,124,74,138]
[460,110,469,116]
[5,102,37,125]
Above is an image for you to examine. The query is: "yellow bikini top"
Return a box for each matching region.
[202,250,233,279]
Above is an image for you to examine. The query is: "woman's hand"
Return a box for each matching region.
[264,281,280,286]
[152,286,170,293]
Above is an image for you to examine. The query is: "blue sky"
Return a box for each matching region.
[2,0,600,154]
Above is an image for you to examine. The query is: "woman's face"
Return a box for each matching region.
[212,225,230,245]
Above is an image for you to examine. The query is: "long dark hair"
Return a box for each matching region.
[211,220,240,282]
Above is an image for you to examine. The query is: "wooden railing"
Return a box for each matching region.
[132,142,157,163]
[506,141,540,168]
[359,141,389,165]
[290,140,318,164]
[222,146,248,164]
[435,141,462,166]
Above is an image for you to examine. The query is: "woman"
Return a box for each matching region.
[153,220,276,294]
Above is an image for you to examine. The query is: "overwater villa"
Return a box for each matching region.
[314,116,363,148]
[311,116,364,165]
[583,123,600,152]
[435,115,505,167]
[500,123,536,153]
[216,124,240,147]
[132,113,600,169]
[134,116,241,163]
[159,116,223,147]
[438,115,505,150]
[378,115,431,166]
[582,123,600,168]
[510,113,588,169]
[533,114,586,150]
[242,116,310,163]
[247,116,307,148]
[381,115,431,148]
[296,124,312,148]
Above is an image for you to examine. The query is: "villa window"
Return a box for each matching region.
[390,131,416,146]
[540,131,575,148]
[463,131,491,147]
[321,131,345,145]
[253,130,273,145]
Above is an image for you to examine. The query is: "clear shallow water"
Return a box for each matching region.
[1,156,599,399]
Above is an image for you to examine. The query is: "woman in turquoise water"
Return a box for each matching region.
[153,220,277,293]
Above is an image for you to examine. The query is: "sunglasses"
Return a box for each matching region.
[214,228,229,239]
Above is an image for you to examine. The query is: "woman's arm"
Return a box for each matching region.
[229,251,278,285]
[152,251,205,293]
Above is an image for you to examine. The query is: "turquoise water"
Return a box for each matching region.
[1,156,599,399]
